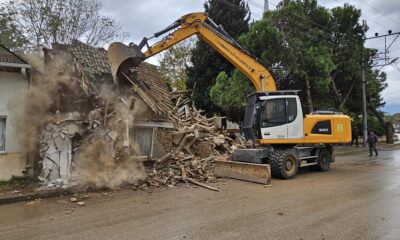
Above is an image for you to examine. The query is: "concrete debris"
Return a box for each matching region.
[77,201,85,206]
[26,199,41,205]
[70,197,77,202]
[38,122,82,188]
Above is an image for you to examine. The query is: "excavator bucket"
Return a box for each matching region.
[108,42,145,83]
[214,160,271,185]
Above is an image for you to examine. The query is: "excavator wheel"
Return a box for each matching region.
[309,148,331,171]
[269,149,299,179]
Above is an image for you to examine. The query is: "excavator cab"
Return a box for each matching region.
[243,91,304,142]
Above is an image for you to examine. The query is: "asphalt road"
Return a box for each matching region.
[1,147,400,240]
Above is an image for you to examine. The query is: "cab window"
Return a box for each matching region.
[262,98,286,127]
[261,98,297,128]
[287,98,297,123]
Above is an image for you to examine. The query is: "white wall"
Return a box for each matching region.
[0,70,29,180]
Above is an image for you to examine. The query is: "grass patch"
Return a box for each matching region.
[0,175,28,188]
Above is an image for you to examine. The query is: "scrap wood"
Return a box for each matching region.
[187,178,219,192]
[180,165,187,181]
[156,153,171,164]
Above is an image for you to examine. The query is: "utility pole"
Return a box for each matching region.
[361,20,368,146]
[264,0,269,13]
[362,28,400,145]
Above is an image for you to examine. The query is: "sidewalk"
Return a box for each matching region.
[335,142,400,155]
[0,188,72,205]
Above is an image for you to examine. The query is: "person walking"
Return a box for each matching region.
[367,131,379,156]
[351,126,359,147]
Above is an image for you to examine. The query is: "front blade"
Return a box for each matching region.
[214,160,271,185]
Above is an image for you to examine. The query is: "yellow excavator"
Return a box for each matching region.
[108,12,351,182]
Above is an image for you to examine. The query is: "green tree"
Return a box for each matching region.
[210,71,254,123]
[0,6,27,49]
[187,0,250,115]
[159,40,194,91]
[210,0,387,128]
[329,4,365,112]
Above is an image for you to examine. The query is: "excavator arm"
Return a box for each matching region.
[108,12,276,92]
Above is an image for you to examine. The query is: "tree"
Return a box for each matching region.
[159,39,194,91]
[272,0,335,113]
[210,0,387,128]
[0,6,27,49]
[187,0,250,115]
[3,0,126,50]
[210,71,254,123]
[329,4,365,112]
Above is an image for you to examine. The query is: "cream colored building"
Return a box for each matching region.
[0,44,31,181]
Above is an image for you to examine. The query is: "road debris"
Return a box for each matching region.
[26,198,41,205]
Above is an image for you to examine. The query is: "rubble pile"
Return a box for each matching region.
[167,93,242,157]
[142,95,244,190]
[146,154,216,190]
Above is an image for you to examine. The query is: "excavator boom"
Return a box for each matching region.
[108,12,276,91]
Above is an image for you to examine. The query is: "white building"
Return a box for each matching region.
[0,44,31,181]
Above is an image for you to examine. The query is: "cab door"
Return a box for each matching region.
[260,98,288,139]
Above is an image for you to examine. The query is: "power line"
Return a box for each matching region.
[248,0,363,49]
[214,0,262,18]
[215,0,364,57]
[331,0,389,30]
[358,0,400,28]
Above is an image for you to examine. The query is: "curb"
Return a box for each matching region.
[0,189,73,205]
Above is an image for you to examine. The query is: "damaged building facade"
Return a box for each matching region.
[35,40,175,188]
[0,44,31,181]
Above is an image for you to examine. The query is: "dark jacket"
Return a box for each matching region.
[367,134,378,145]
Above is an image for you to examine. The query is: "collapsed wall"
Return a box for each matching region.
[27,40,240,190]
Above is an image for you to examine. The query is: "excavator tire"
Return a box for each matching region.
[269,149,299,179]
[309,148,331,171]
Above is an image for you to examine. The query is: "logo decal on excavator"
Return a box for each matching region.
[337,123,343,132]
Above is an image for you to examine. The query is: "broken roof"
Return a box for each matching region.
[50,40,173,116]
[0,44,30,70]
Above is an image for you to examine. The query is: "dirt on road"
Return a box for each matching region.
[1,148,400,240]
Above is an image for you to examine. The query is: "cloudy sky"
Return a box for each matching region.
[99,0,400,114]
[2,0,396,113]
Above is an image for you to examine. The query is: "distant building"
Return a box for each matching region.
[0,44,31,181]
[393,122,400,133]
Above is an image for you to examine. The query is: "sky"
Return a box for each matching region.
[2,0,398,114]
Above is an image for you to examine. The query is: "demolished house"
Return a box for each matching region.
[33,40,238,190]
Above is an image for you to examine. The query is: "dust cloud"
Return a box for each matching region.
[24,53,147,189]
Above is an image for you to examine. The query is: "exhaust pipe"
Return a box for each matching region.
[107,42,145,84]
